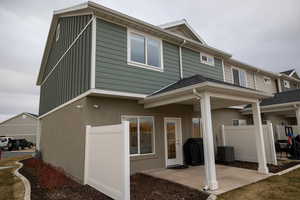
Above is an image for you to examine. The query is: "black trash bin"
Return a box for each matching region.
[183,138,204,166]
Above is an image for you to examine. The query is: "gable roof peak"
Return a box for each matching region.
[159,19,207,45]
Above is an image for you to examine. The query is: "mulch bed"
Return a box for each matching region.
[20,158,209,200]
[217,160,300,173]
[131,173,209,200]
[20,159,112,200]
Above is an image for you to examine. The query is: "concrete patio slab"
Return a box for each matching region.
[143,164,271,195]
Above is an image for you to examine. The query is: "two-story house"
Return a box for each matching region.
[36,2,299,191]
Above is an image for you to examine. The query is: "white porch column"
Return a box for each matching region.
[296,106,300,126]
[200,92,218,190]
[252,100,269,174]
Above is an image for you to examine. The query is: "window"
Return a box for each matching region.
[200,53,214,66]
[283,80,290,88]
[232,119,247,126]
[22,115,27,119]
[264,76,271,85]
[122,116,155,155]
[56,23,60,42]
[192,118,202,138]
[232,67,247,87]
[128,30,163,71]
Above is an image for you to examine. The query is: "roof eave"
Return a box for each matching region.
[142,81,272,104]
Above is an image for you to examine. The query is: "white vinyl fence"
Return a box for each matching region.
[222,122,277,165]
[275,125,300,140]
[84,122,130,200]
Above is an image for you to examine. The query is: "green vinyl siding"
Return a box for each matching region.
[43,15,92,80]
[182,48,223,80]
[95,18,180,94]
[39,19,92,115]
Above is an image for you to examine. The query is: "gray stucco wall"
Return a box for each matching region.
[40,98,88,183]
[95,18,181,95]
[0,114,38,143]
[85,96,194,173]
[39,17,92,115]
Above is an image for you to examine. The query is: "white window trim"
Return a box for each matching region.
[283,80,290,88]
[200,52,215,66]
[121,115,156,157]
[127,28,164,72]
[263,76,271,85]
[231,66,248,87]
[56,23,60,42]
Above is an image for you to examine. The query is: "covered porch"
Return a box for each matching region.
[241,89,300,140]
[141,75,272,191]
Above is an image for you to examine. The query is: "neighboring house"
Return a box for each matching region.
[0,112,39,144]
[36,2,299,191]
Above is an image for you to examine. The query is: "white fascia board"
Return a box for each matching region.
[228,58,280,78]
[90,89,147,99]
[53,2,89,15]
[159,19,207,45]
[143,81,271,105]
[38,89,147,119]
[242,101,300,112]
[280,74,300,82]
[289,69,296,77]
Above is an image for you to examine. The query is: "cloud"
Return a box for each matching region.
[0,0,299,122]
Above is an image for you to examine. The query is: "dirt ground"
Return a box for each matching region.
[20,158,208,200]
[131,173,209,200]
[217,160,300,173]
[218,167,300,200]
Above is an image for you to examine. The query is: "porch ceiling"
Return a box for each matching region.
[141,81,272,109]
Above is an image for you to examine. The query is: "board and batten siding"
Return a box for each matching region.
[43,15,92,80]
[39,18,92,115]
[95,18,181,94]
[182,48,223,81]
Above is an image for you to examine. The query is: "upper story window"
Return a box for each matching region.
[128,30,163,71]
[56,23,60,42]
[200,53,214,66]
[283,80,290,88]
[232,67,247,87]
[264,76,271,85]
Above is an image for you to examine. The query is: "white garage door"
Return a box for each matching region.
[84,122,130,200]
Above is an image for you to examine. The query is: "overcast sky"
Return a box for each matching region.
[0,0,299,122]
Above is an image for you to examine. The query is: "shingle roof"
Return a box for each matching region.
[280,69,295,76]
[151,74,256,96]
[245,88,300,108]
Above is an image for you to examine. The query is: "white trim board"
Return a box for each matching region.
[90,16,96,89]
[38,89,147,119]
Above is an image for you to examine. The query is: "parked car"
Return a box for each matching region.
[0,136,13,150]
[7,139,34,151]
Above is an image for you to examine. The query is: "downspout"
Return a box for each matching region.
[179,40,186,79]
[277,78,282,93]
[254,70,259,90]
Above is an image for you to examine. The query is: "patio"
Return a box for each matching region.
[143,165,271,195]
